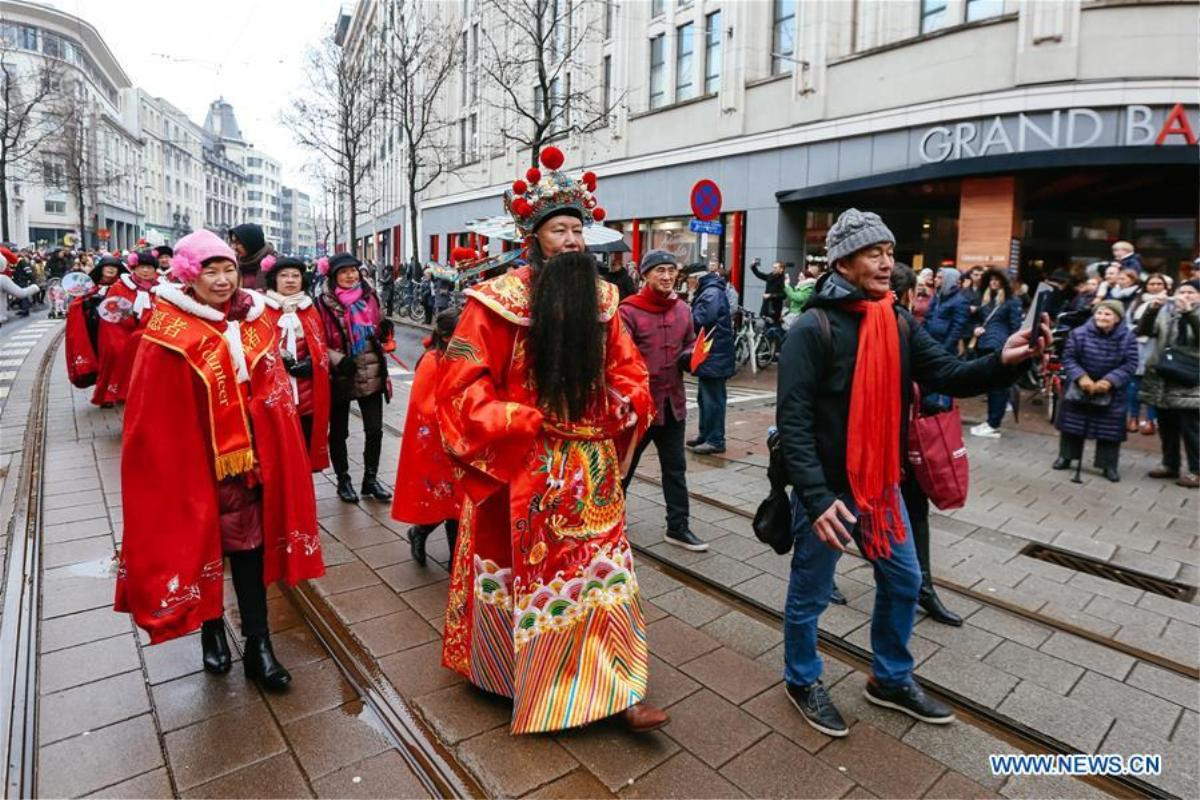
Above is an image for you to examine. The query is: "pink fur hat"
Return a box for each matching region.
[169,230,238,283]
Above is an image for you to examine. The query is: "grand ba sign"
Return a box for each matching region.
[918,103,1198,164]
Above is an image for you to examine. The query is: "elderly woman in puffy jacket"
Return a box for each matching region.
[923,267,971,354]
[318,253,392,504]
[968,269,1024,439]
[1053,300,1139,482]
[1138,279,1200,488]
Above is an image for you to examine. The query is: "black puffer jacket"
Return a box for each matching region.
[776,272,1021,523]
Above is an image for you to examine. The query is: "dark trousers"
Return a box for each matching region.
[696,377,727,448]
[411,519,460,554]
[227,546,268,638]
[620,406,690,532]
[1156,407,1200,474]
[329,392,384,479]
[1058,433,1120,470]
[985,387,1008,428]
[900,477,933,586]
[300,414,314,451]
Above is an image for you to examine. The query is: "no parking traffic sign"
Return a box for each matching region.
[690,179,722,222]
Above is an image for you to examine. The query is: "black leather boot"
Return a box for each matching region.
[200,618,232,674]
[918,577,963,626]
[360,472,392,501]
[407,526,429,567]
[829,583,847,605]
[243,635,291,691]
[336,474,359,503]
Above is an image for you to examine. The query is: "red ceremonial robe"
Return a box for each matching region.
[64,287,103,388]
[436,266,653,734]
[91,274,155,405]
[390,348,462,525]
[262,291,331,472]
[114,285,325,644]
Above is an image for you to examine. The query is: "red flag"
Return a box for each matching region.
[690,326,713,373]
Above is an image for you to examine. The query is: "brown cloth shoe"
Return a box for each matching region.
[1139,420,1157,435]
[1176,474,1200,489]
[1127,418,1139,433]
[1148,467,1180,479]
[621,702,669,733]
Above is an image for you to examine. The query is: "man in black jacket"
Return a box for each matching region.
[776,208,1048,738]
[751,258,786,323]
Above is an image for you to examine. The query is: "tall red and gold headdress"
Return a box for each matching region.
[503,146,606,237]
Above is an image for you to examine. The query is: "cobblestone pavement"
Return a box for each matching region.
[7,319,1182,798]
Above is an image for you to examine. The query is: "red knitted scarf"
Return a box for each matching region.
[622,284,678,314]
[845,292,905,560]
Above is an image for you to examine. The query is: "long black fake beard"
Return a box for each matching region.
[528,252,605,422]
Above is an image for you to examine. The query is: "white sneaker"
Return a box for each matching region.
[970,423,1001,439]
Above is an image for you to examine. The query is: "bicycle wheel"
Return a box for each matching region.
[754,336,775,370]
[734,335,751,367]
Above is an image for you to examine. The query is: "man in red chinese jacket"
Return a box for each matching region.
[436,148,666,734]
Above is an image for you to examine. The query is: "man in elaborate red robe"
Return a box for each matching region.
[436,147,663,734]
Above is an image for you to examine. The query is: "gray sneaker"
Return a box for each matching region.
[785,681,848,737]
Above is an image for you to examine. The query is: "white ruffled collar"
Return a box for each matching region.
[153,283,266,323]
[263,289,312,312]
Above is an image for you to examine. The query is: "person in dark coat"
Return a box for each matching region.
[751,258,786,323]
[1139,280,1200,488]
[1053,300,1139,482]
[922,267,970,354]
[775,208,1047,738]
[968,269,1025,438]
[601,257,637,299]
[619,250,707,551]
[318,252,393,504]
[689,269,735,454]
[1112,241,1144,275]
[229,223,273,290]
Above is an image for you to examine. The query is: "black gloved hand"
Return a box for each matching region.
[287,357,313,378]
[279,351,296,370]
[335,355,357,377]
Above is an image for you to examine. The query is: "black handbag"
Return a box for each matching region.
[1064,381,1113,407]
[752,429,794,555]
[1156,346,1200,388]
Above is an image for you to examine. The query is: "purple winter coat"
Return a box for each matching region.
[619,296,696,425]
[1056,319,1138,443]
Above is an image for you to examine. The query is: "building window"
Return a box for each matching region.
[771,0,796,75]
[675,23,694,101]
[602,55,613,115]
[920,0,949,33]
[459,31,468,104]
[965,0,1004,22]
[19,26,37,51]
[604,0,615,39]
[44,199,65,214]
[469,113,477,159]
[648,34,666,109]
[247,156,262,168]
[650,0,665,18]
[458,118,468,164]
[469,24,479,103]
[704,11,721,94]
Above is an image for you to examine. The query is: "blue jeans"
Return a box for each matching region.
[784,490,921,689]
[1127,376,1156,421]
[986,387,1008,428]
[696,377,727,448]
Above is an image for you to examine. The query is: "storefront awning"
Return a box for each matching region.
[776,146,1197,205]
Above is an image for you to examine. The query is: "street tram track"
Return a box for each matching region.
[628,540,1163,800]
[633,471,1200,681]
[0,328,64,798]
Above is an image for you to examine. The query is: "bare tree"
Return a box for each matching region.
[283,38,379,258]
[477,0,610,167]
[0,43,64,241]
[381,3,461,265]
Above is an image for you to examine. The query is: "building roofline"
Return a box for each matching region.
[0,0,133,87]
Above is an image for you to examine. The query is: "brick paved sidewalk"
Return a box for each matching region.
[30,342,431,799]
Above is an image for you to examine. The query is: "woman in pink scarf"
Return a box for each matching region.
[317,253,393,504]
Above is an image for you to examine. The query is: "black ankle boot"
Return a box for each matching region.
[201,618,232,674]
[360,472,392,501]
[829,583,847,605]
[918,579,963,626]
[336,474,359,503]
[243,635,291,691]
[407,526,428,567]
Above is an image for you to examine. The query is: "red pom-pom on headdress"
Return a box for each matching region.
[317,256,330,276]
[539,146,564,170]
[581,171,596,184]
[525,167,541,184]
[260,254,277,274]
[592,207,607,222]
[512,198,533,217]
[512,179,528,195]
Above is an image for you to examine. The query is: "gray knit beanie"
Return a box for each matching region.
[639,249,677,275]
[825,208,896,265]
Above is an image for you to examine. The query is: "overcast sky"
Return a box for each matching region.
[43,0,341,194]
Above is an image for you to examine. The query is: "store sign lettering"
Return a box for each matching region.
[919,103,1197,163]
